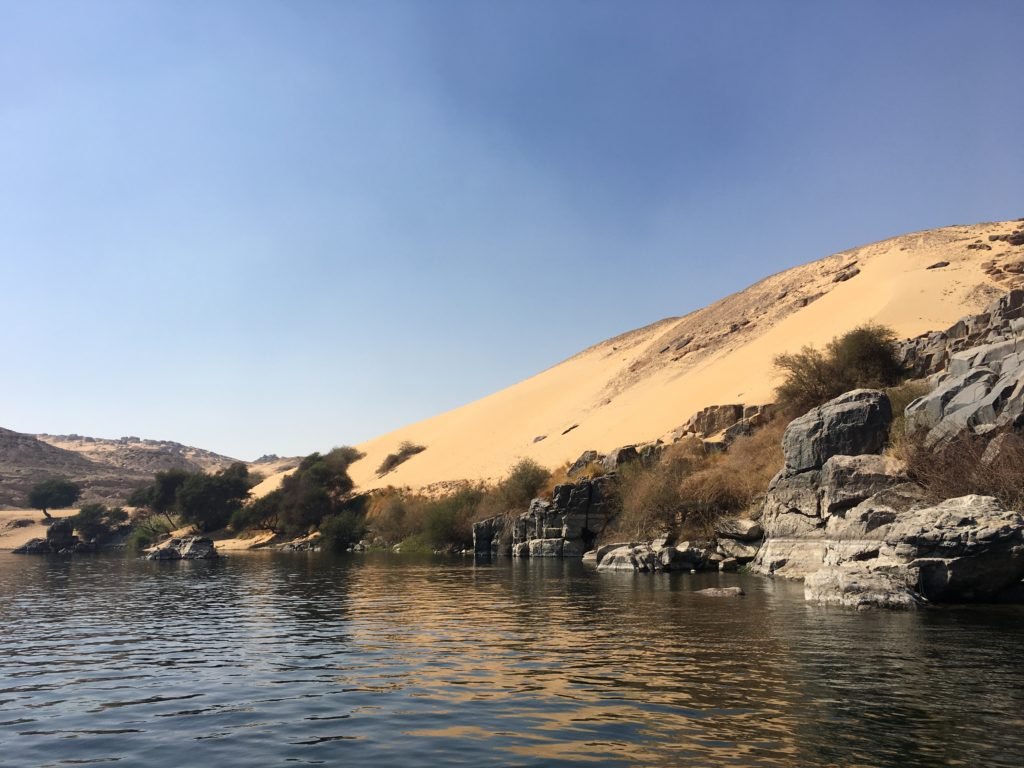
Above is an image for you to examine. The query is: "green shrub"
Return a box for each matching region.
[397,533,433,554]
[124,514,173,553]
[421,487,482,549]
[70,503,129,542]
[775,323,907,416]
[320,510,368,552]
[376,442,426,476]
[177,463,256,533]
[500,458,550,510]
[230,491,284,533]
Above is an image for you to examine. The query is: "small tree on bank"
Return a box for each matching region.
[28,478,82,519]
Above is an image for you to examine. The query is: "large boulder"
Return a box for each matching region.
[528,538,563,558]
[687,404,745,436]
[782,390,892,474]
[818,455,908,517]
[472,517,497,555]
[596,544,659,572]
[804,564,924,610]
[147,536,220,561]
[881,495,1024,601]
[13,538,51,555]
[567,450,601,477]
[46,519,78,552]
[714,517,763,542]
[601,445,639,473]
[659,541,714,571]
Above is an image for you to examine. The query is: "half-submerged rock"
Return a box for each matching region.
[695,586,745,597]
[147,536,220,560]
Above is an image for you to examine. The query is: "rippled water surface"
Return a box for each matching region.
[1,552,1023,766]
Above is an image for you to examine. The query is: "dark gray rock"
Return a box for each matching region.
[687,404,745,436]
[566,451,601,478]
[601,445,639,473]
[12,538,51,555]
[528,538,564,557]
[818,455,908,517]
[46,519,77,552]
[782,390,892,474]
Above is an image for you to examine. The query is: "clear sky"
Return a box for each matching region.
[1,1,1022,460]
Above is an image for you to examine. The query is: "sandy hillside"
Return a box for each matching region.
[265,220,1023,493]
[0,508,78,551]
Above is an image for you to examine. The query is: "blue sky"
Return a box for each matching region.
[1,1,1022,459]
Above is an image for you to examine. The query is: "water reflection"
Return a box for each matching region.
[0,551,1021,767]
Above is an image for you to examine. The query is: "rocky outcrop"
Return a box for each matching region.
[13,519,83,555]
[681,403,773,443]
[752,389,904,580]
[601,445,639,473]
[804,564,924,610]
[805,495,1024,608]
[905,339,1024,447]
[897,288,1024,378]
[146,536,219,560]
[782,390,892,473]
[751,380,1024,607]
[594,539,717,572]
[472,477,617,558]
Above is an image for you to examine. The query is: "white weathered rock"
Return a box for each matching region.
[714,517,763,541]
[804,564,924,610]
[147,536,219,561]
[528,538,564,558]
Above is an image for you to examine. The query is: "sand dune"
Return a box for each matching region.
[262,220,1022,494]
[0,508,78,551]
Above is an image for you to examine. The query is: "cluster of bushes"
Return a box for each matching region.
[773,323,907,415]
[69,503,129,543]
[230,447,368,551]
[549,325,907,542]
[375,441,426,476]
[606,421,786,541]
[364,458,550,552]
[129,462,259,533]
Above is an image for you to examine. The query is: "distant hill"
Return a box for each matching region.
[326,218,1024,492]
[0,429,301,509]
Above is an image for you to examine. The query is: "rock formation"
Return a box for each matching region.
[752,382,1024,608]
[473,476,616,558]
[12,519,88,555]
[146,536,220,560]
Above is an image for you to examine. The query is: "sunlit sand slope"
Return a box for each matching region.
[321,220,1020,493]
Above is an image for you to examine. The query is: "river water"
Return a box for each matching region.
[1,552,1022,767]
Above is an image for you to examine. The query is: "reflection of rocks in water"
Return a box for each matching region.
[0,552,1022,765]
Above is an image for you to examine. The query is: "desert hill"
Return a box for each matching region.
[328,219,1023,492]
[0,428,299,509]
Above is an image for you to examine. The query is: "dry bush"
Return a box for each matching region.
[364,489,414,543]
[677,418,786,535]
[604,438,708,541]
[376,442,426,477]
[883,379,931,456]
[901,428,1024,510]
